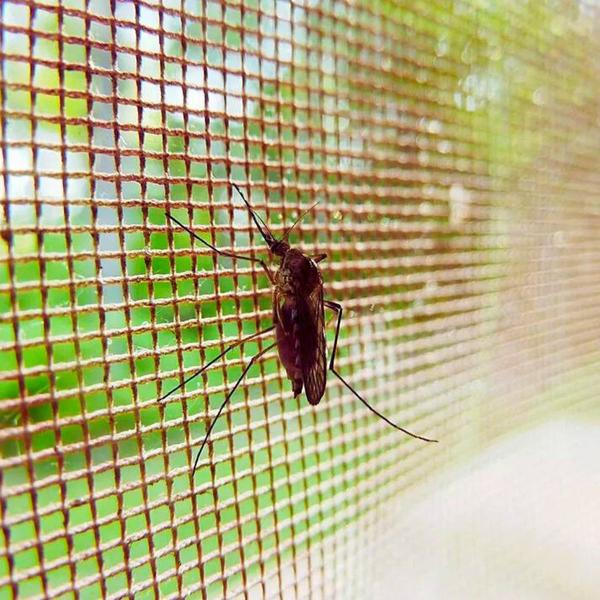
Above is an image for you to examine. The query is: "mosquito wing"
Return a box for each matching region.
[301,283,327,405]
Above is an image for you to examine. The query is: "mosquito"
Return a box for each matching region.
[160,183,437,477]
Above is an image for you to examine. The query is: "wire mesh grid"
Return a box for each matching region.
[1,0,600,598]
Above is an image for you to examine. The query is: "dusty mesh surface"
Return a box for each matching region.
[1,1,599,598]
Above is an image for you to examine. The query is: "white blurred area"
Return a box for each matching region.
[371,417,600,599]
[243,415,600,600]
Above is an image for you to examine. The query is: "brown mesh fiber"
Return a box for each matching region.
[1,0,600,598]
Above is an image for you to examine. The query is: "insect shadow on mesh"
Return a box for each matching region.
[160,183,438,477]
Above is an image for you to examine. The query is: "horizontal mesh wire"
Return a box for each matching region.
[1,0,600,598]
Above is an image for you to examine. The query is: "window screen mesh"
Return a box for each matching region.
[1,1,599,598]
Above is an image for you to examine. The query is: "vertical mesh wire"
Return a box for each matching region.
[1,1,599,598]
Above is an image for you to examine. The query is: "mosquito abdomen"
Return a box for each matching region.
[275,297,303,395]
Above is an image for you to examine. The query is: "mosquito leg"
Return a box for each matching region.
[192,340,277,477]
[324,300,437,443]
[166,213,274,283]
[158,326,274,404]
[324,300,343,371]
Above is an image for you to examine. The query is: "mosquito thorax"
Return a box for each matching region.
[276,248,321,296]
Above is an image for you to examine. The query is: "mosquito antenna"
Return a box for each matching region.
[282,199,321,241]
[231,182,276,246]
[192,341,277,478]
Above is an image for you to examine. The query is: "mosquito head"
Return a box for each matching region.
[269,239,290,257]
[231,183,319,258]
